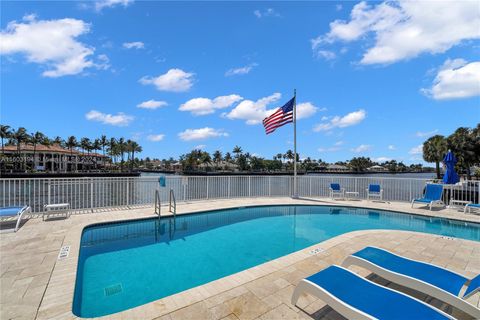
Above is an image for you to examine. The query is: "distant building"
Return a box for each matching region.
[368,165,387,172]
[1,143,108,172]
[327,164,349,172]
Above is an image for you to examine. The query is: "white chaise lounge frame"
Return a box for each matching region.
[341,247,480,318]
[1,206,31,232]
[291,265,454,320]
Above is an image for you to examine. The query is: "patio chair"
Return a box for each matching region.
[342,246,480,318]
[0,206,31,232]
[291,265,453,320]
[366,184,383,201]
[464,203,480,214]
[411,183,444,210]
[329,183,345,199]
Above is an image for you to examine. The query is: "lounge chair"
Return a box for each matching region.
[329,183,345,199]
[366,184,383,201]
[464,203,480,214]
[411,183,444,210]
[342,246,480,318]
[0,206,31,232]
[291,265,453,320]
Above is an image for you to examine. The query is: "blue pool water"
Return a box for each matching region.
[73,205,480,317]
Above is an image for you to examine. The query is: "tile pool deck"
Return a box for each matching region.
[1,197,479,320]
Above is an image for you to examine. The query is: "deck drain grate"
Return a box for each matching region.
[104,284,123,297]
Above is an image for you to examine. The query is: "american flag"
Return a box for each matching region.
[262,97,295,135]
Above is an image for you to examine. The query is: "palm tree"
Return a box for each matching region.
[108,138,118,164]
[213,150,222,168]
[130,141,142,170]
[224,152,232,163]
[80,138,92,155]
[11,127,28,170]
[52,136,64,146]
[447,127,476,179]
[0,125,12,154]
[423,135,448,179]
[29,131,46,170]
[118,138,126,164]
[65,136,78,171]
[233,145,242,158]
[99,135,108,157]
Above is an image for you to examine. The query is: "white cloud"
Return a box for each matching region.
[0,16,101,77]
[147,134,165,142]
[421,59,480,100]
[315,50,336,60]
[312,1,480,65]
[225,93,318,125]
[318,146,341,153]
[409,144,423,155]
[415,129,438,138]
[351,144,372,153]
[225,63,258,76]
[314,109,366,132]
[336,4,343,11]
[296,102,319,120]
[123,41,144,49]
[140,68,194,92]
[137,100,168,110]
[180,94,243,116]
[194,144,206,150]
[373,156,392,162]
[388,145,396,150]
[334,141,344,146]
[224,93,282,125]
[85,110,134,126]
[254,8,281,18]
[178,127,228,141]
[95,0,133,12]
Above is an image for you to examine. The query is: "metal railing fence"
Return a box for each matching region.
[1,176,478,213]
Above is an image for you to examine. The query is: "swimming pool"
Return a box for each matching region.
[73,205,480,317]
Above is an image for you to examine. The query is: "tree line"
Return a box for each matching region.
[0,125,142,171]
[422,124,480,179]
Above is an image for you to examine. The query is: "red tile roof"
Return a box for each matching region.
[2,144,108,158]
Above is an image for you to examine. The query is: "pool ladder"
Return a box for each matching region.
[154,189,177,222]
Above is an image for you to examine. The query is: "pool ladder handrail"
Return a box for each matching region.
[154,189,161,217]
[169,188,176,220]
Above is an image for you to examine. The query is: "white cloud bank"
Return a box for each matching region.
[140,68,195,92]
[224,93,319,125]
[137,100,168,110]
[178,127,228,141]
[147,134,165,142]
[180,95,243,116]
[415,129,438,138]
[123,41,144,49]
[85,110,134,126]
[314,109,366,132]
[0,15,108,77]
[312,1,480,65]
[422,59,480,100]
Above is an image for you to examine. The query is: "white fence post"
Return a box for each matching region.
[249,176,251,197]
[206,177,209,200]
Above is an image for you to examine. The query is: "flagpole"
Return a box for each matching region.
[293,88,298,198]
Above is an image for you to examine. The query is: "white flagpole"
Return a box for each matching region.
[293,89,298,198]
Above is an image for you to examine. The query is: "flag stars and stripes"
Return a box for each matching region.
[262,97,295,134]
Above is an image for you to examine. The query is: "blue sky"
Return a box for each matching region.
[1,1,479,164]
